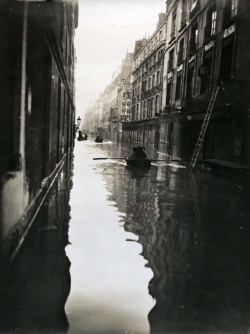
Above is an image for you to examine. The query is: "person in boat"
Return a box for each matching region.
[95,135,103,143]
[130,147,138,158]
[130,146,147,159]
[137,146,147,158]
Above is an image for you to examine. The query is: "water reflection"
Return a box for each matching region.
[0,155,73,333]
[1,140,250,334]
[95,142,250,333]
[66,141,153,334]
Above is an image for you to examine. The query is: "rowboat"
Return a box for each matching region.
[125,157,151,168]
[77,131,87,141]
[125,146,151,167]
[95,136,103,143]
[77,136,87,141]
[93,146,152,167]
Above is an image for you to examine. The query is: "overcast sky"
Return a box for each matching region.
[74,0,166,118]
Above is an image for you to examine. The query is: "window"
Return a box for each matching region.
[177,38,184,64]
[231,0,238,17]
[204,8,217,42]
[220,35,234,82]
[223,0,238,27]
[175,72,182,100]
[190,0,200,19]
[199,49,213,94]
[170,11,177,40]
[186,62,195,98]
[181,0,187,27]
[149,99,153,117]
[189,23,198,53]
[143,101,147,118]
[157,72,160,85]
[153,74,155,87]
[211,11,217,35]
[155,95,159,114]
[168,49,174,71]
[142,80,146,92]
[166,79,172,105]
[148,77,151,90]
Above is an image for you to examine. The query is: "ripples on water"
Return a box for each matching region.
[66,142,153,334]
[70,140,250,334]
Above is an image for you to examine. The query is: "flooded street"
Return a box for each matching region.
[1,138,250,334]
[66,141,153,334]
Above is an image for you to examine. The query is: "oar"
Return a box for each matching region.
[150,159,171,162]
[93,157,125,160]
[150,159,183,162]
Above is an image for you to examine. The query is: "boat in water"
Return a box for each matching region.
[95,136,103,143]
[77,131,87,141]
[125,146,151,168]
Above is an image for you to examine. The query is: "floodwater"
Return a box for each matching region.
[65,141,153,334]
[1,138,250,334]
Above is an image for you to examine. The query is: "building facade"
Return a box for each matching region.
[0,1,78,266]
[161,0,250,166]
[83,52,133,141]
[123,14,167,156]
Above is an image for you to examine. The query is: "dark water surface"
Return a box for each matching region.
[1,139,250,334]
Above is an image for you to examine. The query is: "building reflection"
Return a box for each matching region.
[0,155,73,333]
[102,161,250,333]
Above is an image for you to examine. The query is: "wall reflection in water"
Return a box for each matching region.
[102,161,250,333]
[0,156,73,333]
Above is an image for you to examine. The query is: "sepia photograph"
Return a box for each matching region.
[0,0,250,333]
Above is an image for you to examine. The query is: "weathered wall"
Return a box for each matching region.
[0,1,78,265]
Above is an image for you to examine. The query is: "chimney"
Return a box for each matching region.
[157,13,167,27]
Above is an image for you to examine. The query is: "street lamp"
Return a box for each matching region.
[77,116,81,127]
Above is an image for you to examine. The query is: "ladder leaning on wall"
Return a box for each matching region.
[190,84,221,171]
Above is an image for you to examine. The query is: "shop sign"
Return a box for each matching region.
[223,24,235,38]
[204,40,214,51]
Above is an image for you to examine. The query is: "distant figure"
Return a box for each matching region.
[129,146,147,159]
[77,130,85,141]
[84,134,88,140]
[95,136,103,143]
